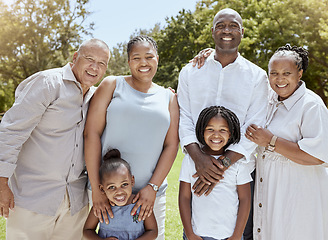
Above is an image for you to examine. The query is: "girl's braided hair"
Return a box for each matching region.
[196,106,241,150]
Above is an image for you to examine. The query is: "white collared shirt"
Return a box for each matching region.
[177,52,269,160]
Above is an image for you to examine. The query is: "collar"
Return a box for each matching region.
[63,63,78,83]
[271,81,306,111]
[207,51,242,67]
[63,63,96,101]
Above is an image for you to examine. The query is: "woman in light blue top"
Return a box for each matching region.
[84,36,179,240]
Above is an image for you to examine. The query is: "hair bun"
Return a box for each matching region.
[103,149,121,162]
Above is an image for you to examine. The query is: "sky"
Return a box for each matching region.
[84,0,199,49]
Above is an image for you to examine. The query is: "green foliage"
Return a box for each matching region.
[0,0,93,111]
[106,42,129,78]
[0,78,14,113]
[153,8,211,89]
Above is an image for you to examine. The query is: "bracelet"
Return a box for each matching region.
[266,135,277,152]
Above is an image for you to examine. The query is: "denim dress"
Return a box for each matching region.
[98,204,144,239]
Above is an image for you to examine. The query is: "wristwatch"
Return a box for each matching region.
[218,155,232,168]
[148,182,159,192]
[266,135,278,152]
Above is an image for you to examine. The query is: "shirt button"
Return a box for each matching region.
[259,203,262,208]
[72,164,75,167]
[262,155,265,159]
[257,228,261,233]
[76,144,78,147]
[260,178,263,182]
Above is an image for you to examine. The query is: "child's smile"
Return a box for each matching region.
[203,114,230,155]
[113,194,127,203]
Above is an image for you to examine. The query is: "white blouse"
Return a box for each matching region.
[253,81,328,240]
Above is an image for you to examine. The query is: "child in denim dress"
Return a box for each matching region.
[83,149,157,240]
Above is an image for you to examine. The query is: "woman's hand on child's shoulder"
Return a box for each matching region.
[131,185,156,222]
[92,189,113,224]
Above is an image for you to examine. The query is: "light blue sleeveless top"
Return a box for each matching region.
[101,76,172,196]
[98,204,145,239]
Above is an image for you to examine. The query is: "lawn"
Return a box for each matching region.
[0,148,184,239]
[164,148,184,239]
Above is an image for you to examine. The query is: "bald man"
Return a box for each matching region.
[178,8,269,240]
[0,39,110,240]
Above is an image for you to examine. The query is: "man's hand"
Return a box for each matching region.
[192,178,217,196]
[0,177,15,218]
[131,185,156,222]
[192,156,227,196]
[186,143,225,185]
[92,188,113,224]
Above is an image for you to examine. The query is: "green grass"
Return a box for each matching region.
[0,217,5,240]
[0,149,185,240]
[165,148,184,239]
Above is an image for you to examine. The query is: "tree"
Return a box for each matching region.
[0,78,14,114]
[0,0,93,112]
[153,7,211,89]
[107,42,129,77]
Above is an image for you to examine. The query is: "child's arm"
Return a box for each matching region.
[83,207,105,240]
[136,211,158,240]
[228,182,251,240]
[179,181,203,240]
